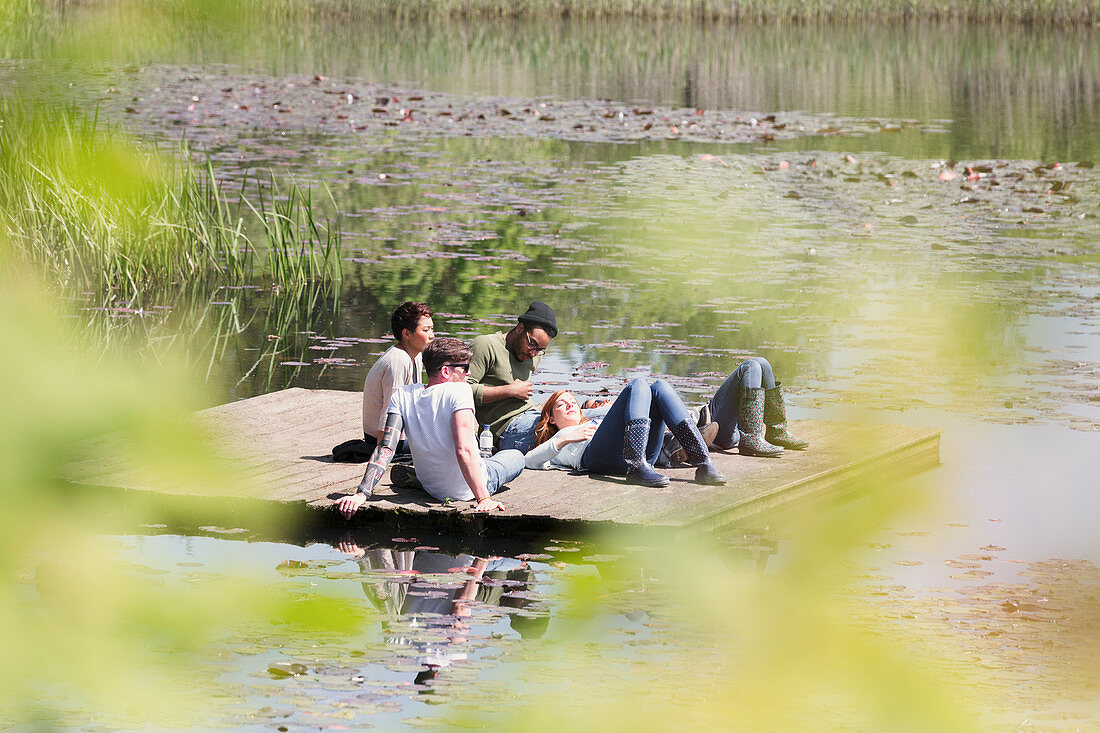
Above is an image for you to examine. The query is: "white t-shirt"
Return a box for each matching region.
[387,382,483,501]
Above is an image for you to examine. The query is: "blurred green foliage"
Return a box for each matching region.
[457,488,986,732]
[0,1,1089,729]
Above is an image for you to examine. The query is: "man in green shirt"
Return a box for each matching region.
[467,301,557,452]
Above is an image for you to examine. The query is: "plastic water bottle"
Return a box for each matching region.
[478,424,494,459]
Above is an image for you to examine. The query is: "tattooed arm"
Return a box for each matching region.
[336,412,404,519]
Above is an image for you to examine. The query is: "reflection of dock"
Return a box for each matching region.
[74,388,941,533]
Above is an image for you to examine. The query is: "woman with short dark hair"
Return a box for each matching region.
[362,302,434,456]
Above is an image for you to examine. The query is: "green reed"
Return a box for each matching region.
[255,0,1099,25]
[244,173,342,288]
[0,100,341,298]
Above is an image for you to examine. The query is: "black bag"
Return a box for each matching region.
[331,438,376,463]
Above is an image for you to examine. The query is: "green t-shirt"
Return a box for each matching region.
[466,331,542,439]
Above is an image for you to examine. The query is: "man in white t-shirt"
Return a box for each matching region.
[336,338,525,518]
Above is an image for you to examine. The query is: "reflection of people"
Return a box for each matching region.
[338,543,543,683]
[707,356,808,457]
[361,302,434,457]
[336,338,525,517]
[466,301,562,454]
[524,379,726,487]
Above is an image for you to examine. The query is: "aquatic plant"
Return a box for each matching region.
[244,173,343,287]
[0,100,342,297]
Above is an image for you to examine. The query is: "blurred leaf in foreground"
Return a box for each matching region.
[0,250,319,726]
[482,485,986,732]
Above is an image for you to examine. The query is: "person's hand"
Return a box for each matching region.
[337,540,365,558]
[555,423,597,446]
[335,492,367,519]
[472,497,504,512]
[509,379,534,400]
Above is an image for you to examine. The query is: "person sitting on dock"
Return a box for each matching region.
[702,356,809,457]
[524,379,726,488]
[336,337,526,518]
[466,300,560,453]
[360,301,434,459]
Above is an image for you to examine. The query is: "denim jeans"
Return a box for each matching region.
[709,357,776,448]
[498,410,540,453]
[581,378,691,475]
[484,449,525,494]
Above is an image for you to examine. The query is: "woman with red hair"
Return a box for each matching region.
[524,378,725,488]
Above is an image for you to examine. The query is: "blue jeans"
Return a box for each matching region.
[498,410,540,453]
[484,449,525,494]
[709,357,776,448]
[581,378,691,475]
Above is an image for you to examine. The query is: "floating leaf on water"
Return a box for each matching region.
[268,662,308,678]
[276,559,308,573]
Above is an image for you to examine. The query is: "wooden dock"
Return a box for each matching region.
[72,388,941,534]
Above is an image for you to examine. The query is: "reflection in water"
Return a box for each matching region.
[338,542,545,688]
[69,14,1100,160]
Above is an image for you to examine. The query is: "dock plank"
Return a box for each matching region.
[70,388,941,532]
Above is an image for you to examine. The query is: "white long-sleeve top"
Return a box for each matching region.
[523,418,603,471]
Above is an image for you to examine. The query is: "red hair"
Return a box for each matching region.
[534,390,590,447]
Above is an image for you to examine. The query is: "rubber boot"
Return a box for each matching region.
[668,419,727,485]
[623,417,669,487]
[737,387,784,457]
[664,422,719,466]
[763,382,809,450]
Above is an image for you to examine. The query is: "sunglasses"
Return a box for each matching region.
[522,329,546,356]
[445,362,470,372]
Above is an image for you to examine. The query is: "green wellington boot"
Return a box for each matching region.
[737,386,784,457]
[763,382,809,450]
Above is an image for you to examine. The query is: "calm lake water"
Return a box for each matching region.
[24,14,1100,728]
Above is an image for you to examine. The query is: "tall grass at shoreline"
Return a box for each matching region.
[245,174,342,287]
[0,101,341,297]
[5,0,1099,59]
[256,0,1099,25]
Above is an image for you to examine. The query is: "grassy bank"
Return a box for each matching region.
[0,101,341,297]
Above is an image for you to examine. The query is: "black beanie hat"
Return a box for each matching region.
[518,300,558,338]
